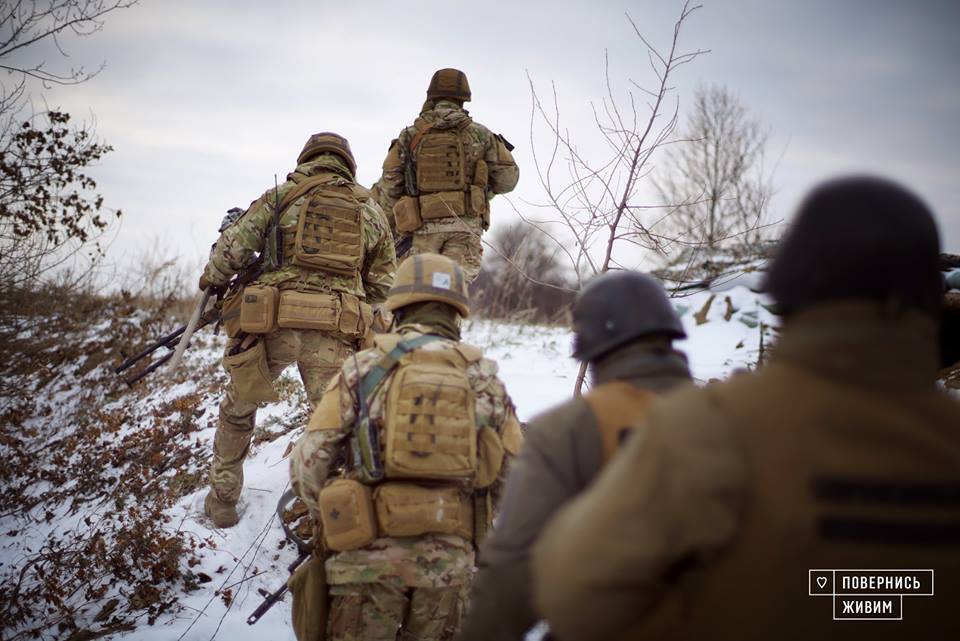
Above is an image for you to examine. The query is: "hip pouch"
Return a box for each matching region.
[337,293,372,339]
[239,285,279,334]
[277,291,340,332]
[318,479,377,552]
[288,554,328,641]
[419,191,465,221]
[383,349,477,481]
[292,186,364,277]
[393,196,422,233]
[374,482,473,539]
[223,336,279,404]
[219,289,244,338]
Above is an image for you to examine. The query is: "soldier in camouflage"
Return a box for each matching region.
[289,253,523,641]
[200,132,396,528]
[374,68,519,282]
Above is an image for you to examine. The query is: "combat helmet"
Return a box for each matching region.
[297,132,357,177]
[572,271,686,362]
[765,176,942,318]
[386,253,470,317]
[427,68,471,103]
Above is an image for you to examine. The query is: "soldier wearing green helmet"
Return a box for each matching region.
[199,132,396,528]
[373,68,520,282]
[288,253,522,641]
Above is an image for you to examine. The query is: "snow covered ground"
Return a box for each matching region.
[117,285,775,641]
[0,285,776,641]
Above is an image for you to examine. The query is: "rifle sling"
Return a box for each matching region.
[358,334,442,402]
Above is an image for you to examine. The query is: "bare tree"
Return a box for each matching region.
[654,84,775,271]
[524,1,707,392]
[472,221,574,322]
[0,1,136,293]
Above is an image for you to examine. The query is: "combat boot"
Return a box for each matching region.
[204,491,239,528]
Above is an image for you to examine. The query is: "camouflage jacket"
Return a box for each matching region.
[289,324,523,588]
[203,155,396,302]
[374,100,519,235]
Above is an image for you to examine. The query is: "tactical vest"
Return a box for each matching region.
[280,175,365,278]
[583,381,657,463]
[409,120,489,222]
[317,333,505,552]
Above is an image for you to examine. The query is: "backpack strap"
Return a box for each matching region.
[408,122,436,154]
[358,334,442,401]
[583,381,658,463]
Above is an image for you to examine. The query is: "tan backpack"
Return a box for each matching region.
[382,343,478,481]
[280,176,365,277]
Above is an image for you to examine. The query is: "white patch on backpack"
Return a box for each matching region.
[432,272,452,290]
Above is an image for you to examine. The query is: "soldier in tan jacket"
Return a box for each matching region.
[374,68,519,281]
[289,254,523,641]
[456,271,691,641]
[533,176,960,641]
[200,133,396,528]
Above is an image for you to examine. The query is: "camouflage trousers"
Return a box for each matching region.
[208,328,353,504]
[410,231,482,283]
[327,582,468,641]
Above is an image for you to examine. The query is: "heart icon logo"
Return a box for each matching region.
[817,577,827,589]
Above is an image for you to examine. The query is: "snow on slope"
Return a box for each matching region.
[119,285,774,641]
[0,285,773,641]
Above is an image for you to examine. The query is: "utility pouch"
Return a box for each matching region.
[473,489,493,547]
[288,555,328,641]
[338,293,366,338]
[277,291,340,332]
[419,191,465,221]
[318,479,377,551]
[393,196,423,233]
[239,285,279,334]
[220,290,243,338]
[469,185,487,218]
[374,483,473,540]
[223,336,278,404]
[473,426,505,489]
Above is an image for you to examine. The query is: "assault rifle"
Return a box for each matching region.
[350,352,385,484]
[395,233,413,259]
[114,207,263,386]
[247,489,314,625]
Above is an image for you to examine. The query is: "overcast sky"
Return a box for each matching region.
[11,0,960,280]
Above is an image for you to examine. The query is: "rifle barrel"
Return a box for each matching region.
[113,324,186,374]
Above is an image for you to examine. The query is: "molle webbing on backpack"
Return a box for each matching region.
[415,131,466,193]
[287,182,364,277]
[583,381,657,463]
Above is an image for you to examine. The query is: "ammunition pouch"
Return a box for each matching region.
[318,479,378,552]
[374,483,473,540]
[236,289,371,339]
[393,195,423,233]
[223,335,278,404]
[288,554,328,641]
[220,290,243,338]
[419,190,465,221]
[239,285,279,334]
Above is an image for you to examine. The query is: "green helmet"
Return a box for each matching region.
[426,68,471,102]
[297,132,357,177]
[572,271,685,361]
[386,253,470,317]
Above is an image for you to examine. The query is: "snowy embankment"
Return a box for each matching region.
[0,284,775,641]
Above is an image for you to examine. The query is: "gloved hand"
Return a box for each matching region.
[199,273,225,295]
